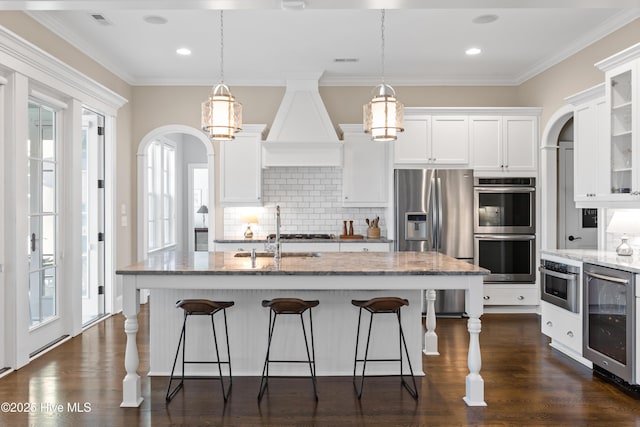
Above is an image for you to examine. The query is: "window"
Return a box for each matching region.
[147,139,176,252]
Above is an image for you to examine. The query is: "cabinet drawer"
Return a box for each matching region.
[482,285,539,306]
[541,302,582,353]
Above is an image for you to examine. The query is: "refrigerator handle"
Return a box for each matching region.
[430,176,437,250]
[436,177,442,251]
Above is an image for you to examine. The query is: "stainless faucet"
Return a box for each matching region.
[274,205,281,261]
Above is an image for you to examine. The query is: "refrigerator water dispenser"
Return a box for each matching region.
[405,213,428,240]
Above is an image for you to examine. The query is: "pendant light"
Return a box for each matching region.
[363,9,404,142]
[201,10,242,140]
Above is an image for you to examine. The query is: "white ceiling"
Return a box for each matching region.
[5,1,640,86]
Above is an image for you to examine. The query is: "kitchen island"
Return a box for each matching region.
[116,251,489,407]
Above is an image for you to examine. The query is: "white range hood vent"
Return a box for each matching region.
[263,75,343,167]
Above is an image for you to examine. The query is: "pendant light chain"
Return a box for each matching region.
[220,10,224,84]
[380,9,385,84]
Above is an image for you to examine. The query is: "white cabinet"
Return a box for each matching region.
[394,115,431,164]
[394,113,469,165]
[339,125,388,207]
[541,302,586,364]
[431,116,469,164]
[281,242,340,252]
[219,125,266,206]
[482,284,538,307]
[471,115,538,173]
[595,42,640,205]
[339,242,391,252]
[566,84,609,203]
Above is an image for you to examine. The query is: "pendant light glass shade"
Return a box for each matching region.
[201,10,242,141]
[363,83,404,141]
[363,9,404,141]
[201,83,242,140]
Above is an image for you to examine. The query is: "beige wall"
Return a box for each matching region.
[0,12,135,268]
[2,12,639,266]
[519,18,640,130]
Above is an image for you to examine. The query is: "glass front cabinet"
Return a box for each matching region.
[597,42,640,204]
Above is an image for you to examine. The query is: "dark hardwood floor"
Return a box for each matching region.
[1,305,639,426]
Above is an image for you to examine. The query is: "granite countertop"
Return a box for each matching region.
[215,237,393,243]
[116,250,488,276]
[541,249,640,274]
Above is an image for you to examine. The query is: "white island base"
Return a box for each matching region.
[118,251,487,408]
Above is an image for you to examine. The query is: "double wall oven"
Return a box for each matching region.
[473,177,536,283]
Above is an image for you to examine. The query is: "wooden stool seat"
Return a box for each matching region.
[262,298,319,314]
[177,299,234,315]
[351,297,409,313]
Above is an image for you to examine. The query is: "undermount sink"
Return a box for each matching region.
[234,251,320,258]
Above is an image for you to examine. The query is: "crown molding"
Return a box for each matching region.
[0,25,128,111]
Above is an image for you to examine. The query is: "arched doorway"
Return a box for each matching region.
[136,125,214,261]
[540,106,598,252]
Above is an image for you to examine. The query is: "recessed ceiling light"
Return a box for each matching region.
[176,48,192,56]
[472,14,499,24]
[144,15,168,25]
[465,47,482,56]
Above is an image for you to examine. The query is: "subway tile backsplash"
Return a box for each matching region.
[224,167,386,238]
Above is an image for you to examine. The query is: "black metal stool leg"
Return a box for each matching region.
[355,311,375,399]
[353,307,363,381]
[211,310,232,401]
[397,310,418,399]
[300,311,318,400]
[258,311,277,401]
[166,312,188,401]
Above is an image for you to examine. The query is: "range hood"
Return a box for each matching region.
[263,75,343,167]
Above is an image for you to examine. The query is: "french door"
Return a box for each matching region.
[27,100,66,355]
[81,108,106,325]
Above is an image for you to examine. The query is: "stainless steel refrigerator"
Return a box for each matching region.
[394,169,474,316]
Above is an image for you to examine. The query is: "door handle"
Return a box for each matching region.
[31,233,36,252]
[567,235,582,241]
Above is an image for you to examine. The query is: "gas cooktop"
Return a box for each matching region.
[266,233,335,240]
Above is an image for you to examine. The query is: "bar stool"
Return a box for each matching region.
[351,297,418,400]
[166,299,234,402]
[258,298,319,401]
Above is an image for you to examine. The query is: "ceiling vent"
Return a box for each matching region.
[90,13,112,26]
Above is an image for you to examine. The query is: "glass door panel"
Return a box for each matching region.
[610,69,633,193]
[28,101,58,328]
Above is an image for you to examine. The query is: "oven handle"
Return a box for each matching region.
[584,271,629,285]
[475,234,535,240]
[539,266,578,282]
[474,187,535,193]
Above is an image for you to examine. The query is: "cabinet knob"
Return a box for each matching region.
[566,331,574,338]
[517,295,524,300]
[546,321,553,326]
[345,196,349,200]
[483,295,490,300]
[505,165,509,169]
[500,165,504,169]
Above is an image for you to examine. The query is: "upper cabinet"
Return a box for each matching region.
[394,111,469,166]
[594,42,640,205]
[471,113,539,174]
[566,84,609,204]
[340,125,389,207]
[219,124,266,206]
